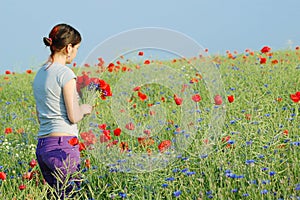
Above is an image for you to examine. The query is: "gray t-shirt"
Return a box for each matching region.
[33,62,78,137]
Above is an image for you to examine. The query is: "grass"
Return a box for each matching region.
[0,48,300,199]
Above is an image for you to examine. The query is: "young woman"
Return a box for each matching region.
[33,23,92,199]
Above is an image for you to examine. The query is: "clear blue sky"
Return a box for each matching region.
[1,0,300,74]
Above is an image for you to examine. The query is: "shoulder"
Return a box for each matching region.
[54,64,76,87]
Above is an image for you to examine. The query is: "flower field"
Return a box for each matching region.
[1,47,300,199]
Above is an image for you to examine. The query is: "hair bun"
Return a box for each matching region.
[43,37,52,46]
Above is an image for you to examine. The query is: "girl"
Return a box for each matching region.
[33,23,92,199]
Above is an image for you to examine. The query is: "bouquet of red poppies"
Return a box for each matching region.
[76,71,112,105]
[75,69,112,134]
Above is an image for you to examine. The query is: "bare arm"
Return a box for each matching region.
[63,78,92,124]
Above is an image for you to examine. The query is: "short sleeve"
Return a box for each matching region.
[58,67,77,88]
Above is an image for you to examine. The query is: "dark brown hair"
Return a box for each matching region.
[43,23,81,56]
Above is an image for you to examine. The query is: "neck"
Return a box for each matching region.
[50,53,67,65]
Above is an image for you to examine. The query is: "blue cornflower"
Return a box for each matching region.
[181,168,188,173]
[295,184,300,191]
[172,168,180,173]
[262,180,270,185]
[243,193,249,197]
[264,113,270,117]
[165,177,175,181]
[261,189,268,194]
[186,171,196,176]
[226,172,236,178]
[282,107,287,111]
[118,192,127,198]
[245,159,255,165]
[162,183,168,188]
[258,154,264,159]
[200,154,208,159]
[173,190,181,197]
[230,120,236,124]
[261,167,268,171]
[293,142,300,146]
[231,188,238,193]
[246,140,252,145]
[228,140,235,145]
[269,171,276,176]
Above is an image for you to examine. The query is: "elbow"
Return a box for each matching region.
[68,113,82,124]
[68,115,78,124]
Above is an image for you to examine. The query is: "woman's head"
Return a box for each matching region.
[43,23,81,64]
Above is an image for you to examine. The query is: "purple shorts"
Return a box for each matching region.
[36,136,81,198]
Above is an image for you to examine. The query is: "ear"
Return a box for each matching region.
[66,44,72,54]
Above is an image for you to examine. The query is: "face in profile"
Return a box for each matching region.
[66,43,80,64]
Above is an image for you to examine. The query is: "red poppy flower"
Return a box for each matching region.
[68,137,79,146]
[144,129,151,135]
[192,94,201,102]
[245,114,251,120]
[5,70,11,75]
[149,110,155,115]
[290,91,300,103]
[79,142,86,151]
[190,78,199,84]
[138,51,144,56]
[26,69,32,74]
[0,172,6,180]
[120,141,129,152]
[19,184,26,190]
[98,57,105,67]
[222,136,231,142]
[103,130,110,138]
[29,159,37,168]
[271,59,279,64]
[283,130,288,136]
[4,127,13,134]
[203,138,209,144]
[227,95,234,103]
[174,94,183,105]
[138,137,155,147]
[133,86,141,91]
[107,140,119,148]
[158,140,172,152]
[214,95,223,105]
[144,60,150,65]
[113,128,122,136]
[100,134,111,143]
[260,57,267,64]
[85,159,91,168]
[80,130,96,146]
[138,91,147,101]
[98,124,107,130]
[22,172,33,180]
[76,74,90,94]
[296,46,300,50]
[125,122,135,130]
[261,46,271,53]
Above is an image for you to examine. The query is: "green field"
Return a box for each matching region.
[1,48,300,199]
